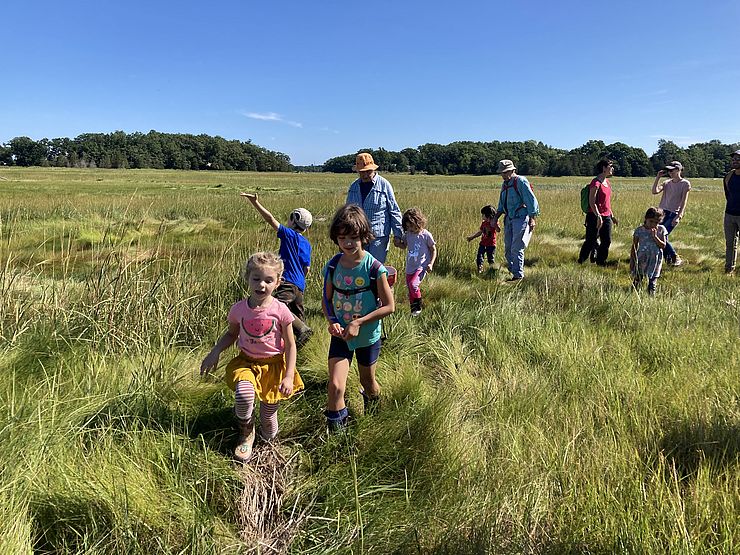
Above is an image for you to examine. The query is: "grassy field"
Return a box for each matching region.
[0,167,738,554]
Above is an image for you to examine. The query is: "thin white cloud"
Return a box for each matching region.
[318,126,340,134]
[241,111,303,128]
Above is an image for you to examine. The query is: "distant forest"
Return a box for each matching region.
[0,131,291,171]
[1,132,737,177]
[324,139,740,178]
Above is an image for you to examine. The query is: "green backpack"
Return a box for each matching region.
[580,183,591,213]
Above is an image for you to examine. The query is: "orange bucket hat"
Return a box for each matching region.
[352,152,379,172]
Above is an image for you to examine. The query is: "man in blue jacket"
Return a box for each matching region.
[346,153,404,264]
[492,159,540,282]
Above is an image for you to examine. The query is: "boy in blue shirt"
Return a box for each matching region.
[241,192,314,347]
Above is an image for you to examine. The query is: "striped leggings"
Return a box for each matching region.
[235,380,279,441]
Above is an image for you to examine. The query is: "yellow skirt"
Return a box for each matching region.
[224,352,304,404]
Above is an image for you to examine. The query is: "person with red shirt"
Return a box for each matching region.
[467,204,499,273]
[578,159,620,266]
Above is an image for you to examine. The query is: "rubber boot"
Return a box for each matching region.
[234,417,255,463]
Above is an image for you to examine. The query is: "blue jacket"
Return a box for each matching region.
[496,175,540,219]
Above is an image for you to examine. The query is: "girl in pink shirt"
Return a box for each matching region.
[200,251,303,462]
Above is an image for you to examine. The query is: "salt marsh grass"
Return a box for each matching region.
[0,167,737,553]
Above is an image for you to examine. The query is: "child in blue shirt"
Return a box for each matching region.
[241,193,313,347]
[322,204,395,430]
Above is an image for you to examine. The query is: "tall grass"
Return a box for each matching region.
[0,167,737,553]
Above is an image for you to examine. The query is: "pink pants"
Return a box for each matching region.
[405,268,425,302]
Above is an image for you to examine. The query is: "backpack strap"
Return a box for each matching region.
[503,176,527,216]
[323,254,383,324]
[323,253,343,324]
[724,171,733,198]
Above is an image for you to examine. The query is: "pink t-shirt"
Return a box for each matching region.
[657,179,691,214]
[227,298,294,359]
[589,177,612,217]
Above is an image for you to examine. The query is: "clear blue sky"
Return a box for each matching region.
[2,0,739,165]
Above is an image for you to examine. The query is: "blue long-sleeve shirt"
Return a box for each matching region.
[496,175,540,219]
[346,174,404,238]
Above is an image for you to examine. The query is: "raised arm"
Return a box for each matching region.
[240,192,280,231]
[652,171,666,194]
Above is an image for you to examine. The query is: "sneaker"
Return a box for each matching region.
[410,299,422,316]
[295,327,313,349]
[477,266,484,273]
[671,257,683,267]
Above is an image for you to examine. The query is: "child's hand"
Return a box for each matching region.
[426,263,434,273]
[240,192,258,202]
[200,352,219,376]
[342,320,361,340]
[328,322,344,337]
[279,375,294,396]
[466,235,473,242]
[493,223,501,232]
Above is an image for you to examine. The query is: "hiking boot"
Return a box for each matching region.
[671,257,683,267]
[295,327,313,349]
[477,266,484,273]
[234,417,255,463]
[505,276,523,283]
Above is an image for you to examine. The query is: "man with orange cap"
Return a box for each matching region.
[346,152,404,264]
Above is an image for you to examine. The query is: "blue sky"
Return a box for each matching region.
[2,0,739,165]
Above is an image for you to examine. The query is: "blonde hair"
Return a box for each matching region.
[242,251,284,283]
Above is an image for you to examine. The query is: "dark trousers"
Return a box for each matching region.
[579,213,612,265]
[476,244,496,267]
[274,282,309,333]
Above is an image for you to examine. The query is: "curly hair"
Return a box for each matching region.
[242,251,284,283]
[329,204,375,246]
[402,207,427,232]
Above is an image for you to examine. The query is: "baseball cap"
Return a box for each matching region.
[290,208,313,231]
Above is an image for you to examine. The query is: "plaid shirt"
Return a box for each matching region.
[346,174,403,238]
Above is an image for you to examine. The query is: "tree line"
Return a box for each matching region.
[2,132,737,177]
[323,139,740,177]
[0,131,292,171]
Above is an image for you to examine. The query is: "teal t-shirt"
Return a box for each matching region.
[324,252,387,350]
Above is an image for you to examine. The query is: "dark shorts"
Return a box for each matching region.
[328,336,381,366]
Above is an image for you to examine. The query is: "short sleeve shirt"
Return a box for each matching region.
[228,298,294,358]
[324,252,388,350]
[479,220,497,247]
[589,178,612,217]
[658,179,691,214]
[404,229,436,274]
[277,225,311,291]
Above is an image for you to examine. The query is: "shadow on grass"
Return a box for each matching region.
[652,418,740,480]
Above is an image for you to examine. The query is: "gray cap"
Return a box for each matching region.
[664,161,683,171]
[290,208,313,230]
[732,150,740,157]
[497,159,516,173]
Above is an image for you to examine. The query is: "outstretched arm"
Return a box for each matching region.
[240,192,280,231]
[467,230,482,242]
